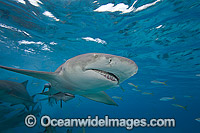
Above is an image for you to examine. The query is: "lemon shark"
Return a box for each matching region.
[0,80,35,109]
[0,53,138,106]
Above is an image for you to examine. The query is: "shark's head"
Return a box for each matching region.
[62,53,138,92]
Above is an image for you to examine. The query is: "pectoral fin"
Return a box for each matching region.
[0,65,57,82]
[81,91,118,106]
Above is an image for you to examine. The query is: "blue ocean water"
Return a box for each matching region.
[0,0,200,132]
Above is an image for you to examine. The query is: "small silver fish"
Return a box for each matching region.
[160,96,175,101]
[195,118,200,122]
[184,95,192,98]
[151,80,167,85]
[172,104,187,110]
[196,74,200,77]
[112,96,122,100]
[142,92,153,95]
[128,83,138,88]
[132,88,141,92]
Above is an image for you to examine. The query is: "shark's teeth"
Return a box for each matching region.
[93,69,118,82]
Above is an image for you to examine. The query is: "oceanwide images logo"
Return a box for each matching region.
[25,115,37,127]
[25,115,176,129]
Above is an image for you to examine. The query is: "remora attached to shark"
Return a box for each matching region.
[0,53,138,106]
[39,91,75,108]
[0,80,35,109]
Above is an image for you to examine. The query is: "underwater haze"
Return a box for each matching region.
[0,0,200,132]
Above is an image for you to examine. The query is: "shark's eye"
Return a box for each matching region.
[109,58,112,63]
[94,54,98,58]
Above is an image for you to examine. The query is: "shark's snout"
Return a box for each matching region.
[113,56,138,83]
[83,53,138,84]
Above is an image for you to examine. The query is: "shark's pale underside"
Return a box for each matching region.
[0,53,138,106]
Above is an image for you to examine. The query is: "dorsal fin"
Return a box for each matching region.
[21,80,28,88]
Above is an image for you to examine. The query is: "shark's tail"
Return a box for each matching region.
[0,65,58,82]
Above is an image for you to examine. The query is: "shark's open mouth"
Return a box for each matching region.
[88,69,119,83]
